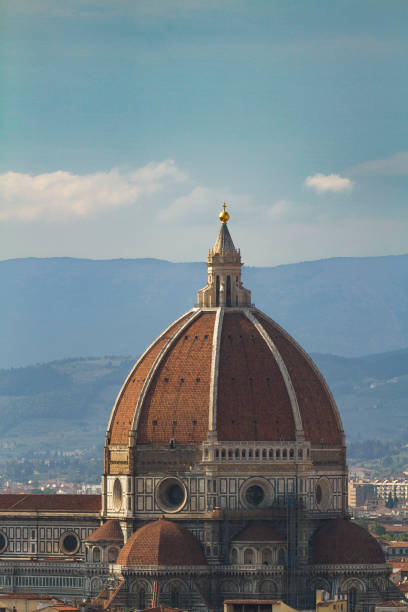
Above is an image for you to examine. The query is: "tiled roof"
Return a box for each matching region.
[137,312,215,444]
[108,313,192,445]
[142,608,181,612]
[0,494,100,512]
[0,595,62,601]
[116,518,206,566]
[255,312,343,445]
[311,518,385,564]
[107,306,344,450]
[217,312,295,441]
[86,519,123,542]
[232,521,284,542]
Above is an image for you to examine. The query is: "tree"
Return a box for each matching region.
[385,492,394,508]
[371,522,386,536]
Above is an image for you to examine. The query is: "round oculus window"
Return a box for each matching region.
[60,531,80,555]
[245,485,265,506]
[155,477,187,513]
[240,477,274,509]
[0,531,8,554]
[113,478,122,511]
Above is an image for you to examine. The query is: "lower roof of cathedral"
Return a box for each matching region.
[310,518,386,565]
[115,518,207,567]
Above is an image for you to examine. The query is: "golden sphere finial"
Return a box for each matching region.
[219,202,230,224]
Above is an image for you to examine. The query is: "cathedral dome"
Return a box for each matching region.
[106,208,344,477]
[115,518,206,566]
[107,307,343,447]
[310,518,385,565]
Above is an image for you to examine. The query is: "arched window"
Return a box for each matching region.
[244,548,254,565]
[283,449,287,459]
[349,588,357,612]
[276,449,281,459]
[171,588,180,608]
[138,588,146,610]
[108,547,119,563]
[216,275,220,306]
[93,547,101,562]
[231,547,238,564]
[235,448,239,459]
[269,449,273,458]
[262,548,272,565]
[226,275,231,306]
[278,548,285,564]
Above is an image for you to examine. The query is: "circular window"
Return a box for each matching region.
[245,485,264,506]
[155,477,187,513]
[59,531,80,555]
[240,477,274,509]
[113,478,122,511]
[315,477,332,511]
[0,531,8,554]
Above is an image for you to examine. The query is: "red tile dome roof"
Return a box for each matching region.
[310,518,385,564]
[233,521,284,542]
[107,309,343,449]
[115,518,206,566]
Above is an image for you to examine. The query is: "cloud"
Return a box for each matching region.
[350,152,408,176]
[0,160,187,221]
[304,173,354,194]
[158,185,254,223]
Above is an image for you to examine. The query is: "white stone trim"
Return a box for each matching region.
[244,309,305,442]
[208,307,224,436]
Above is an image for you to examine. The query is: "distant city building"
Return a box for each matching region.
[374,481,408,502]
[348,481,378,508]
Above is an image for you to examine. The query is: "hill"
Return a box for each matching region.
[1,254,408,369]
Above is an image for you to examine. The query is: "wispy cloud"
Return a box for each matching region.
[304,173,354,194]
[350,152,408,176]
[0,160,187,221]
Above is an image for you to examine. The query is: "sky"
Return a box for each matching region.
[1,0,407,266]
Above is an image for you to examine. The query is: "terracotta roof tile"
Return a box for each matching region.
[86,519,123,542]
[116,518,206,566]
[217,312,295,441]
[311,518,385,564]
[109,314,191,445]
[255,312,343,445]
[0,494,100,512]
[137,312,215,444]
[233,521,285,542]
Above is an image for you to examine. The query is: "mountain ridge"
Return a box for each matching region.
[1,253,408,369]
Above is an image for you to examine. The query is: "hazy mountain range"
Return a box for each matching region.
[1,254,408,369]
